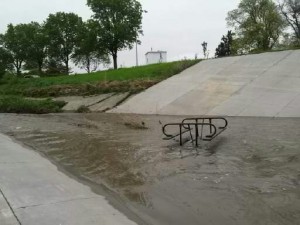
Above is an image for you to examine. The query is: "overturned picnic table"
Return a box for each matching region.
[162,116,228,147]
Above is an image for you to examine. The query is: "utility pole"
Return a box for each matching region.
[136,41,139,67]
[135,10,148,67]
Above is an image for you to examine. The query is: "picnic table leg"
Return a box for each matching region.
[209,118,212,134]
[188,125,194,143]
[179,125,182,146]
[201,119,204,140]
[195,124,199,147]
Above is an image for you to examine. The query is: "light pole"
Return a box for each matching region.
[136,41,139,67]
[135,10,148,67]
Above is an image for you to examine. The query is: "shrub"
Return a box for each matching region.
[0,96,66,114]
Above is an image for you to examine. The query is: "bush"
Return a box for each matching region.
[0,96,66,114]
[0,72,20,85]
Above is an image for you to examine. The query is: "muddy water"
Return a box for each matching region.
[0,113,299,225]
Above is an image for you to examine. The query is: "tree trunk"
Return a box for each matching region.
[38,62,43,75]
[87,57,90,73]
[16,67,21,77]
[66,60,69,75]
[15,60,22,77]
[112,52,118,70]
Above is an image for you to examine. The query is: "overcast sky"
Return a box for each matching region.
[0,0,240,70]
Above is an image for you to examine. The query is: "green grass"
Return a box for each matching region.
[0,60,200,113]
[0,60,200,97]
[0,96,66,114]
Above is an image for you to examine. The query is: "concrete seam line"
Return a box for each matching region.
[0,186,22,225]
[0,162,30,164]
[15,196,102,210]
[104,93,131,112]
[87,93,117,108]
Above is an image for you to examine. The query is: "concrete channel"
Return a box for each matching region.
[1,50,300,224]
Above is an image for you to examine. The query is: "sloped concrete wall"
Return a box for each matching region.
[111,50,300,117]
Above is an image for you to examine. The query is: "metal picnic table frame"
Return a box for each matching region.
[162,116,228,147]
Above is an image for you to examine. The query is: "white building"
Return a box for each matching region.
[145,51,167,65]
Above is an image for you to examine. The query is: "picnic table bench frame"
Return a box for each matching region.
[162,116,228,147]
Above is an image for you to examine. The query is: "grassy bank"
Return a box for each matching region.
[0,60,200,97]
[0,96,66,114]
[0,60,200,113]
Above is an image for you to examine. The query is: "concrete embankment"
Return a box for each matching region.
[111,50,300,117]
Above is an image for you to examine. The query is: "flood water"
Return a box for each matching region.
[0,113,299,225]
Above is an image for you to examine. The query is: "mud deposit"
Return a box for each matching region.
[0,113,299,225]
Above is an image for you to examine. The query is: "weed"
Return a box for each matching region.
[124,121,148,130]
[121,115,148,130]
[76,105,91,113]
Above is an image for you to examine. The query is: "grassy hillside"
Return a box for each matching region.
[0,60,200,113]
[0,60,200,97]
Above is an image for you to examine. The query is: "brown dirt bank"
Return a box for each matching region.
[0,113,299,225]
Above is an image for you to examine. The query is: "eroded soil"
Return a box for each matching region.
[0,113,299,225]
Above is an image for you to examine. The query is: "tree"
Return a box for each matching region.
[215,31,234,57]
[87,0,144,69]
[0,24,32,76]
[279,0,300,44]
[44,12,84,75]
[227,0,286,51]
[0,47,13,78]
[73,20,110,73]
[0,22,47,76]
[201,41,208,58]
[24,22,48,75]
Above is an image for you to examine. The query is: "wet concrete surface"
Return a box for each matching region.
[0,113,299,225]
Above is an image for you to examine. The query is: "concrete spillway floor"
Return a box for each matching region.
[0,133,138,225]
[111,50,300,117]
[0,113,299,225]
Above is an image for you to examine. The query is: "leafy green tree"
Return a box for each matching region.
[87,0,143,69]
[279,0,300,44]
[73,20,110,73]
[0,47,13,78]
[215,31,234,57]
[44,12,84,75]
[0,24,32,76]
[227,0,286,52]
[24,22,48,75]
[216,30,234,57]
